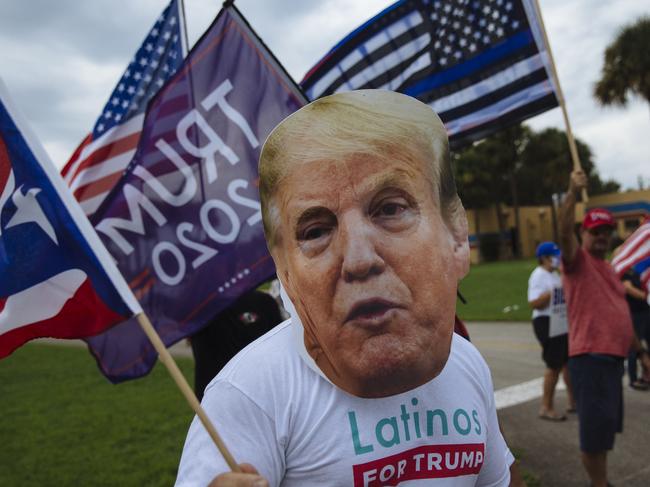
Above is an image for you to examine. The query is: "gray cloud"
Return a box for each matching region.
[1,0,157,61]
[1,0,647,187]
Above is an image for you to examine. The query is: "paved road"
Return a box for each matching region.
[466,321,650,487]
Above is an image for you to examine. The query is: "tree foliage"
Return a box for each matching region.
[594,16,650,107]
[453,125,529,207]
[452,125,620,209]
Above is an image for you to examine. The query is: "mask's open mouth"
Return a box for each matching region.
[346,299,398,322]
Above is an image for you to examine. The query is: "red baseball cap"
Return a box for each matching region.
[582,208,615,230]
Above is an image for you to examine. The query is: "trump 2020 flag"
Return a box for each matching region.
[86,5,306,382]
[301,0,559,148]
[0,79,142,359]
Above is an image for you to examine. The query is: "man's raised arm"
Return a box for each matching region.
[558,170,587,265]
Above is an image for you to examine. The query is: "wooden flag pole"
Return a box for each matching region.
[135,313,241,472]
[532,0,588,201]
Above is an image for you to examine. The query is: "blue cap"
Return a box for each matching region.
[536,241,560,258]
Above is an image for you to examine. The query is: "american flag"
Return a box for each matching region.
[612,219,650,291]
[301,0,559,148]
[61,0,185,218]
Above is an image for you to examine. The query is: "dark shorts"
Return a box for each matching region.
[532,316,568,369]
[568,354,624,453]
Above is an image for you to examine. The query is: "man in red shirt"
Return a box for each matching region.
[558,169,650,487]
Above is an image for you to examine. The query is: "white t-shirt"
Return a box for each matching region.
[527,266,562,319]
[175,322,513,486]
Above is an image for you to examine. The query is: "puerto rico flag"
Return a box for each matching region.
[0,79,141,359]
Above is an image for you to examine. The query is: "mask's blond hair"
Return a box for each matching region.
[259,89,463,246]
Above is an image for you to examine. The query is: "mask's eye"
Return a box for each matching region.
[372,196,411,219]
[301,225,331,241]
[295,207,336,253]
[370,190,418,231]
[296,220,334,256]
[376,201,406,217]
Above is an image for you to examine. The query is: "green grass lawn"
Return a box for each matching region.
[0,344,194,487]
[0,261,538,485]
[457,258,537,321]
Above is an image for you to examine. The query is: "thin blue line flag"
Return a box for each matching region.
[301,0,559,148]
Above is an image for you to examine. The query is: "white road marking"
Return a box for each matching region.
[495,377,566,410]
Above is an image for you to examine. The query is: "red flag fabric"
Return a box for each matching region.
[612,219,650,277]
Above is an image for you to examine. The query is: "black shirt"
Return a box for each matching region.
[623,269,650,314]
[190,290,283,400]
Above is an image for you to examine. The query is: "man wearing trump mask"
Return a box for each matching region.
[176,90,515,486]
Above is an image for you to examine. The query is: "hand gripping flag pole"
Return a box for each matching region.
[0,79,240,472]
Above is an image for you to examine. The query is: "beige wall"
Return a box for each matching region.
[466,206,556,263]
[587,189,650,208]
[465,189,650,263]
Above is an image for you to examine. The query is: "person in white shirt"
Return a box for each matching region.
[175,90,517,487]
[527,241,575,421]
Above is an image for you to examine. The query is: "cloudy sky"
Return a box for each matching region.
[1,0,648,189]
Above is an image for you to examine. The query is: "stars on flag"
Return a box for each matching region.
[93,10,182,137]
[300,0,559,151]
[429,0,523,69]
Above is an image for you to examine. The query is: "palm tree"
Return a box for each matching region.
[594,16,650,108]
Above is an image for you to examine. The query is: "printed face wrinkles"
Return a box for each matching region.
[272,151,466,397]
